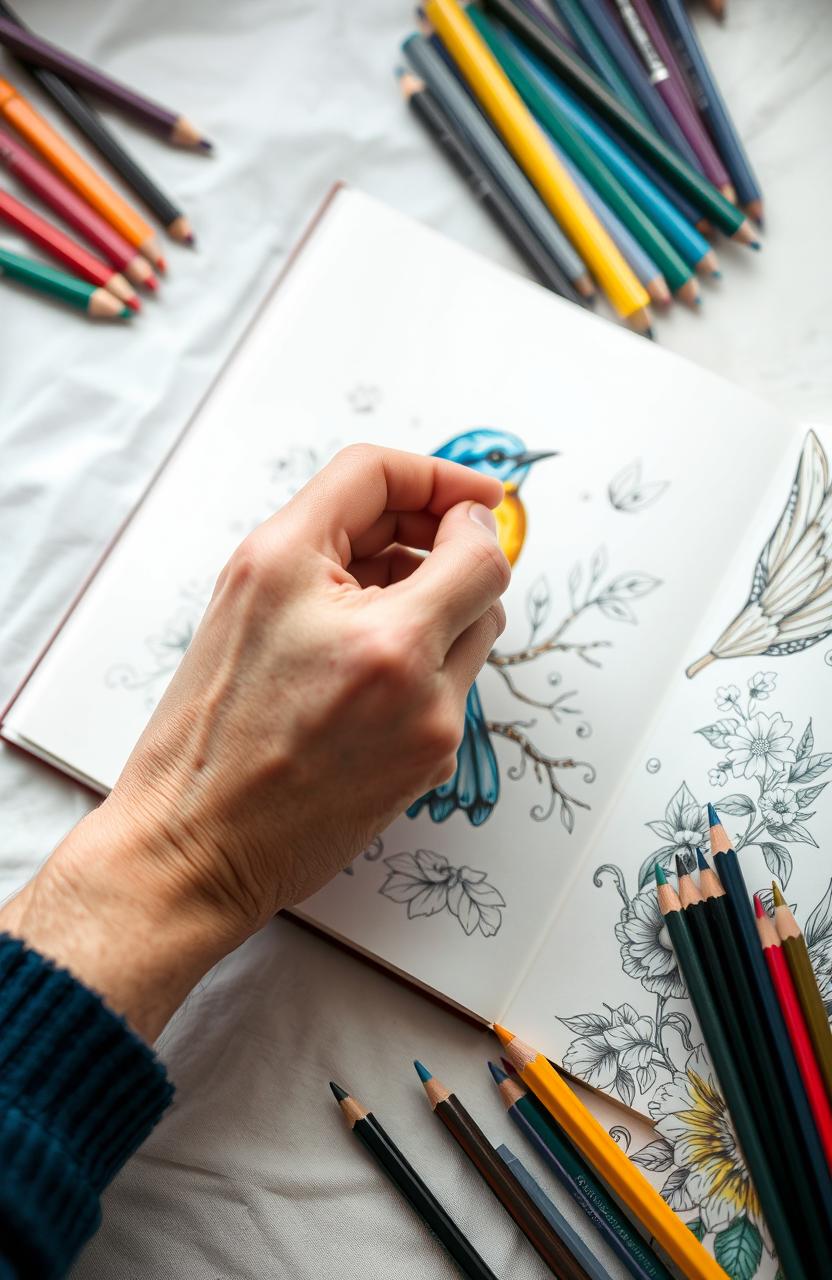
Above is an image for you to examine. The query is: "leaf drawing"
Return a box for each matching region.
[378,850,505,938]
[688,431,832,677]
[608,459,670,514]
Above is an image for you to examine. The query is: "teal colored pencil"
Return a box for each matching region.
[497,27,718,276]
[0,247,130,318]
[547,0,646,123]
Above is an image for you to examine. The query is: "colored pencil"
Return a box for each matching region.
[551,138,670,305]
[425,0,653,332]
[329,1082,498,1280]
[0,2,193,244]
[0,17,211,151]
[517,55,718,276]
[754,896,832,1169]
[0,125,157,289]
[0,78,165,269]
[654,0,763,221]
[682,853,829,1270]
[414,1061,592,1279]
[574,0,702,171]
[704,0,725,21]
[0,187,139,309]
[475,14,699,303]
[655,865,809,1280]
[479,0,757,242]
[709,805,832,1236]
[610,0,732,194]
[0,246,130,318]
[488,1062,673,1280]
[547,0,646,122]
[494,1023,726,1280]
[773,881,832,1104]
[496,1143,615,1280]
[401,36,594,298]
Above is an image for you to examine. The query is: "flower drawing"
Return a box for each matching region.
[687,431,832,678]
[759,787,800,828]
[615,887,685,1000]
[724,712,795,780]
[561,1004,661,1107]
[378,850,505,937]
[639,781,708,888]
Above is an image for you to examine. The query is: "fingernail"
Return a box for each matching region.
[469,503,498,537]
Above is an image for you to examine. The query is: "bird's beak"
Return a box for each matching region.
[512,449,559,466]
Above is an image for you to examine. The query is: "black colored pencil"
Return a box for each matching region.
[680,854,829,1273]
[479,0,757,243]
[415,1062,592,1280]
[655,866,809,1280]
[399,70,583,304]
[708,807,832,1242]
[329,1081,498,1280]
[0,0,193,244]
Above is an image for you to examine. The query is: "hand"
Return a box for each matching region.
[0,445,510,1040]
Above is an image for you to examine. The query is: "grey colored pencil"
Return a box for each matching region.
[402,31,594,297]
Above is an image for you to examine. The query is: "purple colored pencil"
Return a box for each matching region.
[0,17,212,150]
[611,0,732,193]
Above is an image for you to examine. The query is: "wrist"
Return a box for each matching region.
[0,806,232,1043]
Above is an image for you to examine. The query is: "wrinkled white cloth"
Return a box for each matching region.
[0,0,829,1275]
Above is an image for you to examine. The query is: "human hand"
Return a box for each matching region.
[1,445,510,1040]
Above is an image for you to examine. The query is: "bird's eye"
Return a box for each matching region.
[486,449,506,463]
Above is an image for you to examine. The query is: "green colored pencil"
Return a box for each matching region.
[773,882,832,1103]
[655,865,809,1280]
[548,0,646,123]
[683,854,830,1273]
[467,8,697,303]
[0,247,130,318]
[480,0,759,245]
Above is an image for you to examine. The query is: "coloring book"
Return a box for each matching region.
[3,188,831,1263]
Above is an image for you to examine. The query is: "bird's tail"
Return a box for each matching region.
[407,682,499,826]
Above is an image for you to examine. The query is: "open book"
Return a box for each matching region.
[5,186,831,1138]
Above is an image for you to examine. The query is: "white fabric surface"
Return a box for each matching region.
[0,0,830,1276]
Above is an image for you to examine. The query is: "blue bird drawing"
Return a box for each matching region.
[408,429,557,826]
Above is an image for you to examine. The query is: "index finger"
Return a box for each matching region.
[279,443,503,566]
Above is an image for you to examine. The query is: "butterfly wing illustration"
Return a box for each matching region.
[407,682,500,827]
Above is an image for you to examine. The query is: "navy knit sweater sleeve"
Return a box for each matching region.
[0,934,173,1279]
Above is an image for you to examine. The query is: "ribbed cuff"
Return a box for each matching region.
[0,934,173,1278]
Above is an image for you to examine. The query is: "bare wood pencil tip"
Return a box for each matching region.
[677,278,701,310]
[168,215,195,245]
[744,199,764,228]
[647,276,672,308]
[106,272,140,309]
[89,287,132,319]
[575,271,595,299]
[733,220,762,250]
[171,115,212,150]
[398,70,425,98]
[697,250,720,278]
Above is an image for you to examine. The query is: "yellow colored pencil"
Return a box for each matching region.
[494,1026,729,1280]
[424,0,651,333]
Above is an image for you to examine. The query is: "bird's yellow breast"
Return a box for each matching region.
[495,484,527,567]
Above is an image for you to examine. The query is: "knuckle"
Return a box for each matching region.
[356,625,421,687]
[429,752,460,789]
[224,533,271,592]
[421,707,463,762]
[334,442,380,473]
[469,536,511,596]
[487,599,507,642]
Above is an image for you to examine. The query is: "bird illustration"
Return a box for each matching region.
[687,431,832,677]
[408,429,557,826]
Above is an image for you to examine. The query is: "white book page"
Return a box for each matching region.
[3,188,796,1017]
[505,424,832,1122]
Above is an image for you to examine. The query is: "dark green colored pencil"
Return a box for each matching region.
[709,807,832,1241]
[479,0,758,244]
[682,853,829,1273]
[656,865,808,1280]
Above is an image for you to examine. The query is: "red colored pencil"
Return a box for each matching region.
[0,186,140,310]
[755,894,832,1170]
[0,125,157,290]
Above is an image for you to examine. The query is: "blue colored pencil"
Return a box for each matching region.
[503,31,718,275]
[654,0,763,222]
[550,136,670,304]
[497,1144,615,1280]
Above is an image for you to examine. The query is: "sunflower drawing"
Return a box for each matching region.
[687,431,832,677]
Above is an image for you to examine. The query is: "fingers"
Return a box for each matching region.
[349,546,424,590]
[349,509,439,561]
[443,601,507,699]
[274,444,503,566]
[399,500,511,650]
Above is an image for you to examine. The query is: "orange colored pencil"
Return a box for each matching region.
[755,895,832,1171]
[0,76,164,270]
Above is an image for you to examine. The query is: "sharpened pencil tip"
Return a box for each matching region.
[493,1024,512,1047]
[644,327,655,341]
[753,893,766,919]
[198,139,214,154]
[414,1060,432,1083]
[655,864,668,886]
[488,1061,508,1085]
[674,852,690,878]
[119,307,132,319]
[772,881,786,907]
[126,297,141,313]
[711,270,722,279]
[707,802,720,827]
[696,847,709,871]
[750,241,761,251]
[329,1081,348,1102]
